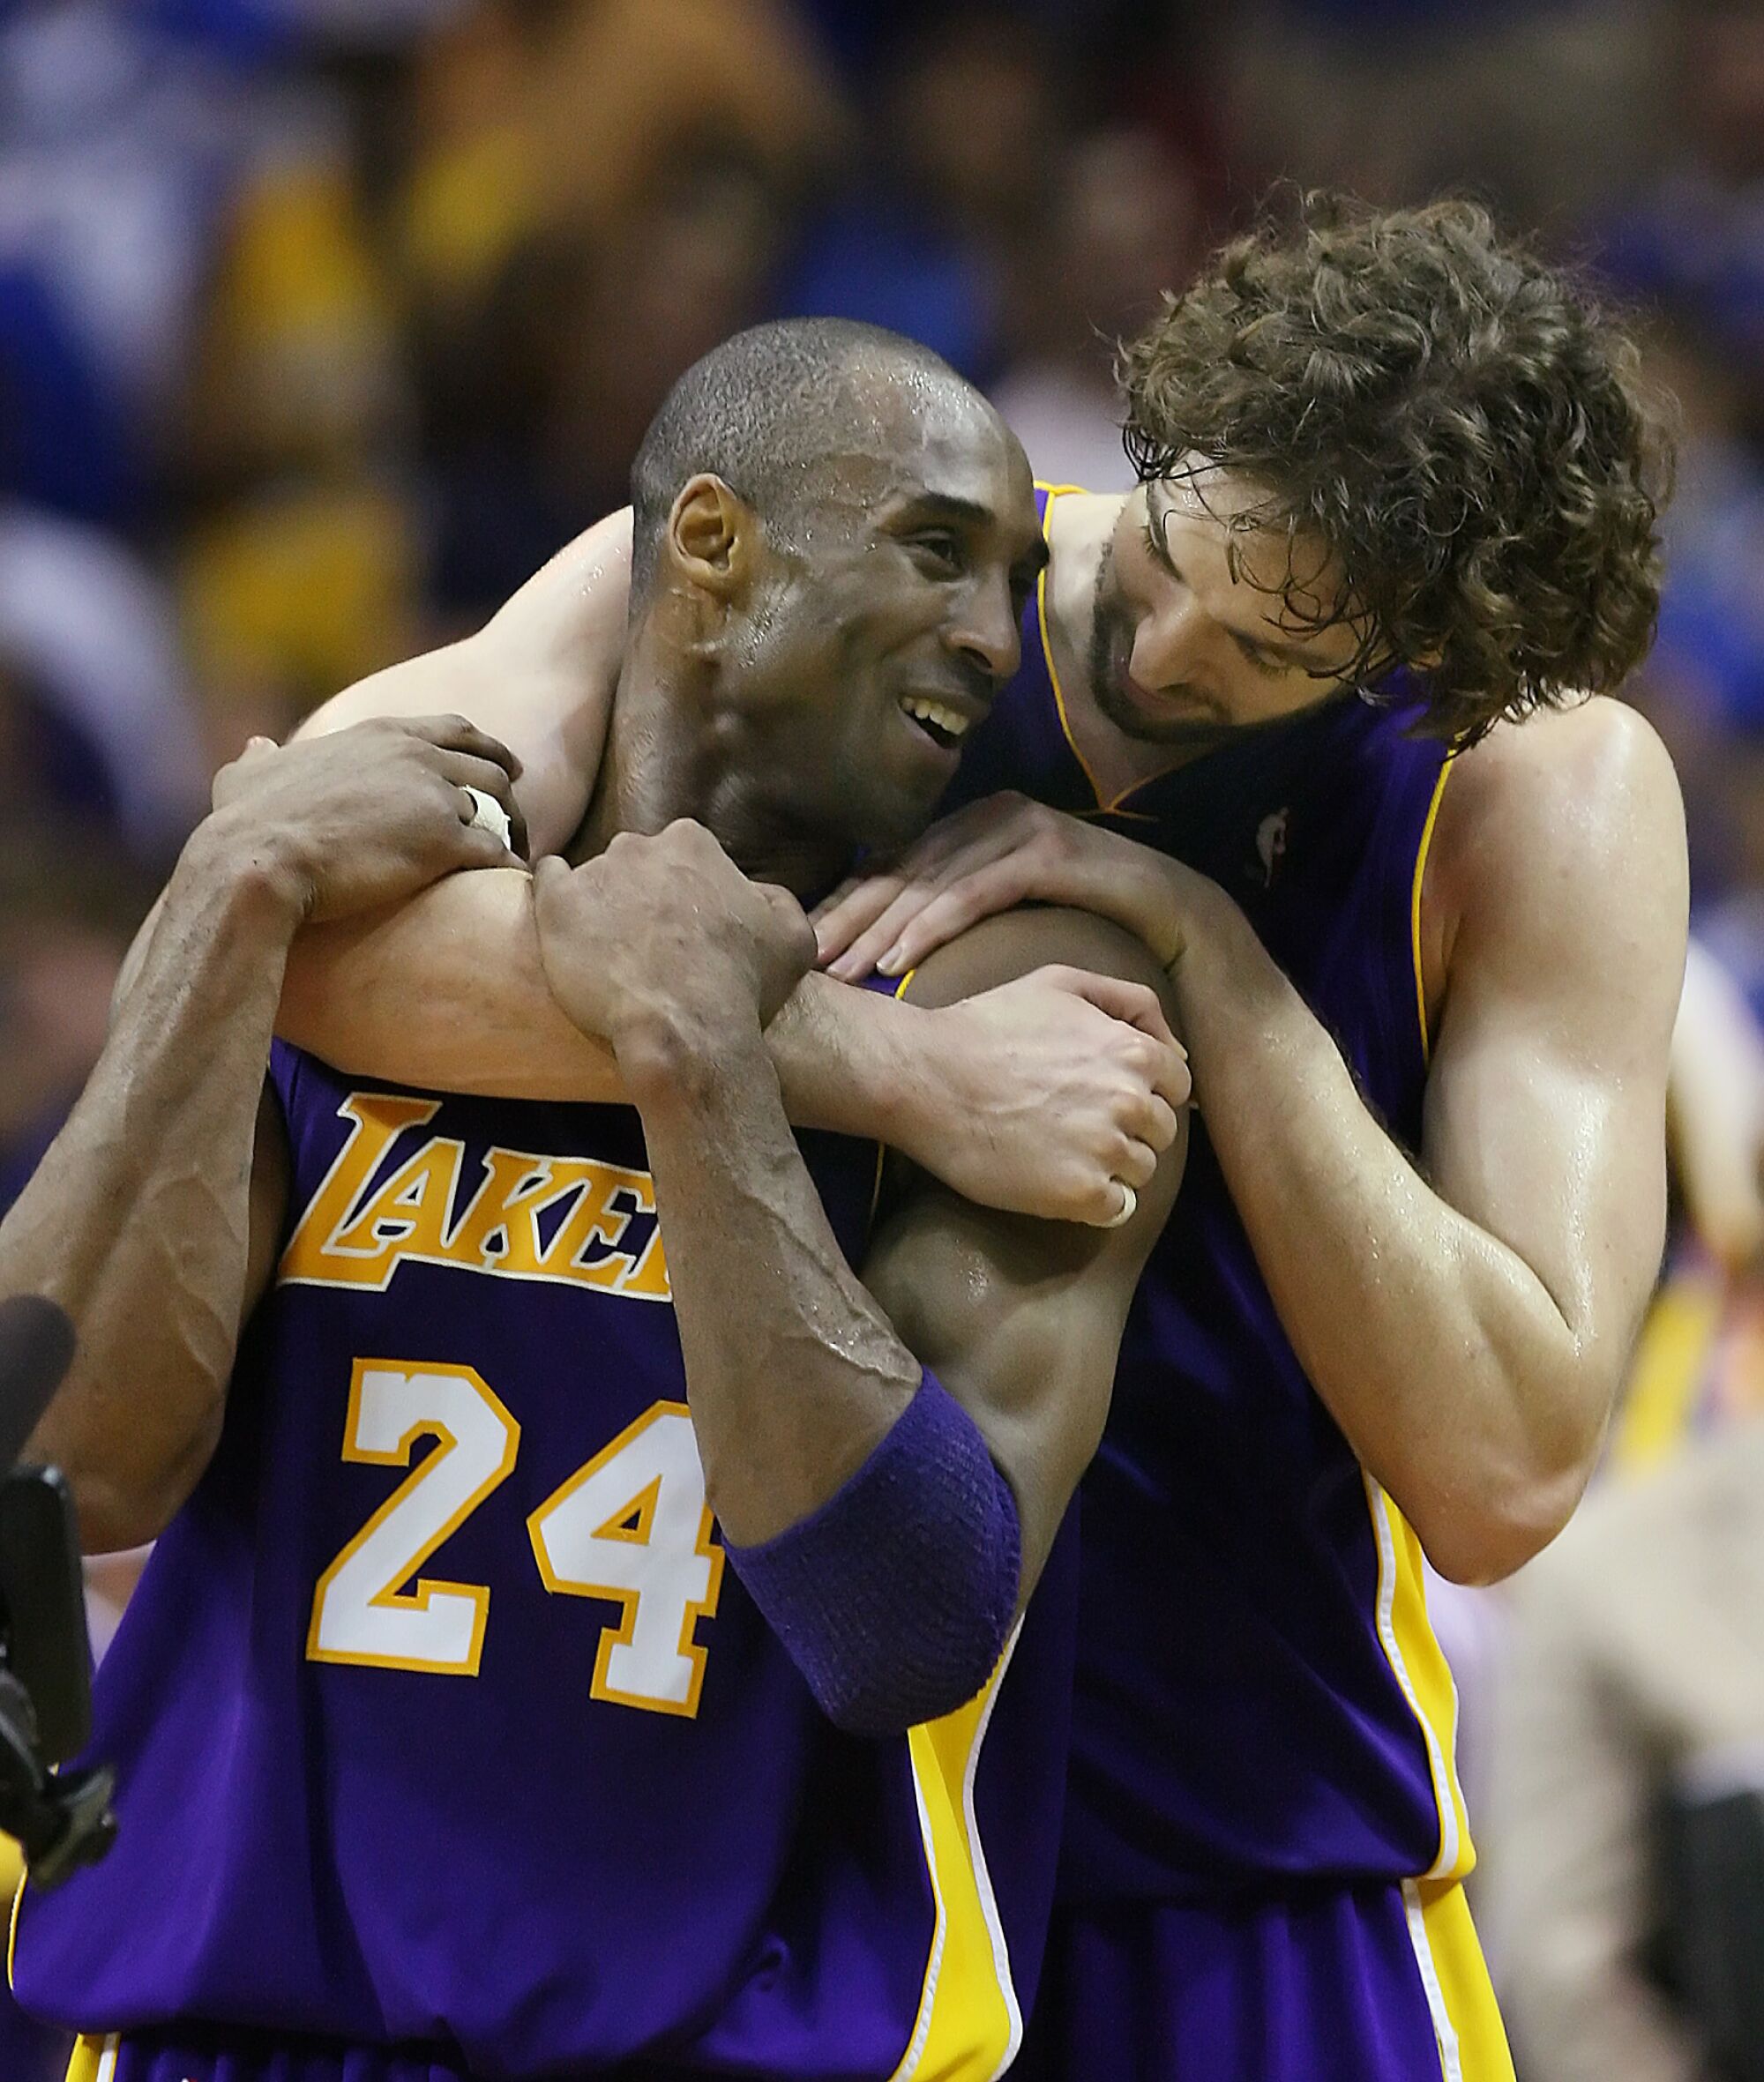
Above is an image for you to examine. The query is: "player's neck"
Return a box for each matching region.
[573,643,852,899]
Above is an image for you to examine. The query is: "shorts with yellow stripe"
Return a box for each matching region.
[1014,1878,1514,2082]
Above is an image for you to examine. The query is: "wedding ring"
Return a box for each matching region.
[462,786,512,847]
[1101,1182,1138,1229]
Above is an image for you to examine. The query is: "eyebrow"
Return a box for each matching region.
[1145,487,1324,668]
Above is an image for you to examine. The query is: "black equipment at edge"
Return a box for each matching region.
[0,1295,116,1890]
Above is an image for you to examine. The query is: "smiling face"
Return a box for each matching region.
[1089,464,1372,753]
[720,381,1046,853]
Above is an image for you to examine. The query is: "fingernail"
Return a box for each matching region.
[877,948,904,975]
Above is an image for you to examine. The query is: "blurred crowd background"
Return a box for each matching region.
[0,2,1761,2078]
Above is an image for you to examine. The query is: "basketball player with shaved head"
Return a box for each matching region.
[287,197,1688,2078]
[3,321,1191,2081]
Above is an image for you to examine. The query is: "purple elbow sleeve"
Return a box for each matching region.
[723,1370,1021,1737]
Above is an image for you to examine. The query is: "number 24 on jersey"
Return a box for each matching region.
[306,1360,724,1718]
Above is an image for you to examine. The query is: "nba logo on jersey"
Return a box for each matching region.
[1255,808,1289,886]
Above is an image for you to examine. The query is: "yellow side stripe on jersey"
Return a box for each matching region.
[1404,1877,1516,2082]
[64,2033,121,2082]
[889,1624,1023,2082]
[3,1829,22,1992]
[1410,755,1455,1064]
[1032,483,1110,814]
[1364,1475,1476,1885]
[5,1851,26,1997]
[1383,748,1476,1888]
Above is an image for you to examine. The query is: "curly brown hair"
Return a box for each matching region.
[1117,194,1671,743]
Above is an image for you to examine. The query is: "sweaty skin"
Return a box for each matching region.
[299,468,1689,1586]
[819,481,1689,1585]
[532,823,1181,1602]
[19,359,1188,1742]
[287,508,1187,1233]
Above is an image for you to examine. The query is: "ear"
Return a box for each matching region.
[665,474,759,601]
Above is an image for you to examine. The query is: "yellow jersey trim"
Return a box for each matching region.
[1368,753,1474,1889]
[889,1625,1023,2081]
[4,1839,22,1991]
[1364,1475,1476,1886]
[1403,1877,1516,2082]
[1032,483,1110,812]
[64,2033,121,2082]
[1410,757,1455,1063]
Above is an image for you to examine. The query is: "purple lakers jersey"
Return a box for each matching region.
[14,1048,1077,2078]
[949,483,1469,1904]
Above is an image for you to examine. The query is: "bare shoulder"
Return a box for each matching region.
[1425,698,1685,974]
[1435,698,1682,882]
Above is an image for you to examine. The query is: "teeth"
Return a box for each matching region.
[901,697,971,741]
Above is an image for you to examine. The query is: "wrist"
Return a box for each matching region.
[873,1001,960,1171]
[1167,888,1313,1089]
[174,817,312,940]
[1122,850,1188,969]
[612,995,767,1111]
[767,976,933,1142]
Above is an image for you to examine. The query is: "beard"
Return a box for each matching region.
[1085,536,1348,754]
[1087,540,1241,753]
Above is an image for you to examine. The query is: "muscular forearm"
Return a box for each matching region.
[4,834,300,1548]
[1173,904,1600,1584]
[279,866,931,1126]
[622,1015,919,1548]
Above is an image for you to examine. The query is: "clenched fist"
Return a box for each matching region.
[532,821,816,1063]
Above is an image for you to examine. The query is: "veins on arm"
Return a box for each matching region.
[861,908,1188,1595]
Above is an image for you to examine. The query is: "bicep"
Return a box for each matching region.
[1423,710,1687,1363]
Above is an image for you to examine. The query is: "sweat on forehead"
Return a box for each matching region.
[628,318,987,590]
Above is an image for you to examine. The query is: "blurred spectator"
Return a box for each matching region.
[171,49,425,757]
[1669,939,1764,1281]
[0,836,156,1222]
[0,0,260,524]
[992,126,1201,492]
[1607,940,1764,1477]
[1621,317,1764,906]
[778,5,1053,384]
[400,0,840,623]
[523,0,840,250]
[0,503,207,860]
[422,143,794,623]
[1217,0,1659,228]
[1484,1416,1764,2082]
[1597,0,1764,391]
